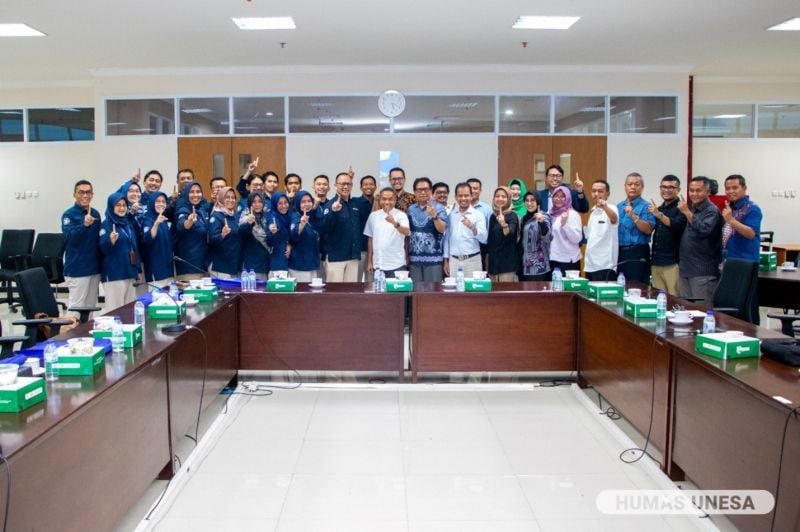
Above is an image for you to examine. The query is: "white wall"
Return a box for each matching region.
[607,134,688,202]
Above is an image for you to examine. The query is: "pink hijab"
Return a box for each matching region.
[548,185,573,218]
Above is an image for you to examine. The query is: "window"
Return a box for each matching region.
[233,97,285,134]
[554,96,606,134]
[693,104,754,138]
[393,96,495,133]
[106,99,175,136]
[28,107,94,141]
[0,110,24,142]
[289,96,388,133]
[179,97,230,135]
[609,96,677,133]
[757,104,800,138]
[499,96,551,133]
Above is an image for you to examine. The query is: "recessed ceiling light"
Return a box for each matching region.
[447,102,478,109]
[504,109,514,116]
[308,102,335,109]
[232,17,296,30]
[0,23,46,37]
[713,114,747,119]
[265,112,274,116]
[767,17,800,31]
[512,16,580,30]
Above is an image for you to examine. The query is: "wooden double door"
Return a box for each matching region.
[177,137,286,188]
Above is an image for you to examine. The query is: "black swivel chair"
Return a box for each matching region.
[0,229,35,307]
[759,231,774,251]
[11,232,67,313]
[684,258,760,324]
[0,322,29,358]
[12,267,100,348]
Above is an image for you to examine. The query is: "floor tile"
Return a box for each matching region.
[403,439,513,475]
[409,520,541,532]
[517,473,639,520]
[281,474,407,520]
[295,439,404,474]
[406,475,534,521]
[277,519,408,532]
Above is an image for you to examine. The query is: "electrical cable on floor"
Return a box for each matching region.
[185,325,209,445]
[240,296,303,389]
[618,332,662,466]
[144,455,179,521]
[770,404,800,532]
[539,370,576,388]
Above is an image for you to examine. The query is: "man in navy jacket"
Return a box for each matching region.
[61,179,102,314]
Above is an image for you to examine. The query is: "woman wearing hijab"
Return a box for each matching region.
[208,186,241,279]
[238,191,271,279]
[520,192,553,281]
[548,184,583,276]
[99,192,142,312]
[124,180,147,233]
[266,192,292,275]
[174,180,210,280]
[508,178,528,219]
[289,190,321,282]
[141,191,174,286]
[487,186,519,282]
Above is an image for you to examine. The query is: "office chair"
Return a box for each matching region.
[0,322,29,358]
[0,229,35,308]
[684,259,760,324]
[11,232,67,313]
[12,267,99,348]
[759,231,774,251]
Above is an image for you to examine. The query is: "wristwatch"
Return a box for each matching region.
[393,221,400,228]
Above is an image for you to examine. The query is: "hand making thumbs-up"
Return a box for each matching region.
[331,196,342,212]
[221,217,231,237]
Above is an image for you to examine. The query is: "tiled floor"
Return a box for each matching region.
[130,384,720,532]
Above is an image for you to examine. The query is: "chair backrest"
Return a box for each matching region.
[31,233,65,281]
[714,259,759,323]
[0,229,35,269]
[13,267,60,319]
[759,231,774,251]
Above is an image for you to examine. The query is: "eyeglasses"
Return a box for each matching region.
[75,190,93,196]
[415,187,431,193]
[389,177,405,181]
[547,173,563,178]
[338,182,353,187]
[660,185,679,190]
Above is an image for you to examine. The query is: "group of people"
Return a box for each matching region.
[61,162,761,314]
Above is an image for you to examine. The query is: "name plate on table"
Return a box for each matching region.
[587,282,624,299]
[0,377,47,412]
[92,324,142,348]
[695,332,761,360]
[55,346,105,376]
[267,279,296,292]
[182,286,219,301]
[563,278,588,292]
[623,297,658,318]
[386,279,413,292]
[465,279,492,292]
[148,300,187,319]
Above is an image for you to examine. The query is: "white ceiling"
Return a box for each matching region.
[1,0,799,84]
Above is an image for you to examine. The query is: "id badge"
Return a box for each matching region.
[129,250,137,265]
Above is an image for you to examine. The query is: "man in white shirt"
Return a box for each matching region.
[364,188,410,277]
[444,182,488,277]
[584,180,619,281]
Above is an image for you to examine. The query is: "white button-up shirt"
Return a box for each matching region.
[444,206,488,258]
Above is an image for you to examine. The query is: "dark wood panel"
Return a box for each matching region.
[231,137,286,188]
[758,269,800,309]
[177,136,232,185]
[239,291,405,377]
[577,297,672,460]
[0,356,169,532]
[411,289,576,379]
[498,136,552,193]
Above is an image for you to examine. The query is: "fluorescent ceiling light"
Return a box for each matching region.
[232,17,296,30]
[56,107,82,112]
[130,128,154,132]
[504,109,514,116]
[182,108,213,114]
[579,106,606,112]
[107,122,128,126]
[447,102,478,109]
[0,23,46,37]
[512,16,580,30]
[767,17,800,31]
[0,110,23,115]
[654,116,675,121]
[713,114,747,119]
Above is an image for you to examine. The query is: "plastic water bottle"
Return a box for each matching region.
[43,341,58,382]
[703,311,716,334]
[551,268,563,292]
[616,272,626,290]
[169,281,179,300]
[134,300,146,327]
[374,269,382,292]
[111,318,125,353]
[456,266,465,292]
[241,270,249,292]
[248,269,256,292]
[656,290,667,320]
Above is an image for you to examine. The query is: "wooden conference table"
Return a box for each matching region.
[758,267,800,309]
[1,282,798,531]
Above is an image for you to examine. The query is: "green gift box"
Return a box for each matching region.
[55,346,105,376]
[695,332,761,360]
[183,286,219,301]
[91,324,142,348]
[267,279,296,292]
[623,297,658,318]
[563,278,588,292]
[148,299,187,319]
[386,279,413,292]
[0,377,47,413]
[759,252,777,271]
[587,282,624,299]
[465,279,492,292]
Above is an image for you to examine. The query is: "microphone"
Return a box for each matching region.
[133,280,186,334]
[173,255,208,275]
[605,257,647,281]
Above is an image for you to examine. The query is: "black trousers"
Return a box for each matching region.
[618,245,651,284]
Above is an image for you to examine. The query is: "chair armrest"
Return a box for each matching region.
[12,253,32,271]
[683,296,703,302]
[50,318,75,327]
[767,313,800,336]
[712,306,741,317]
[0,336,29,345]
[12,318,52,326]
[68,306,101,323]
